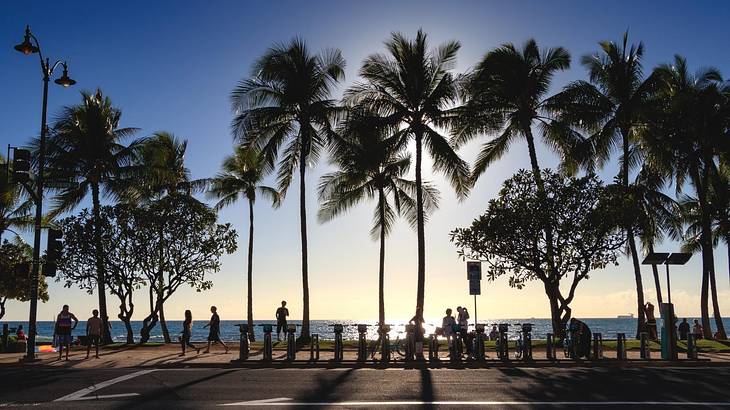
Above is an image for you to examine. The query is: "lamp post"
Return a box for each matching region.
[14,25,75,360]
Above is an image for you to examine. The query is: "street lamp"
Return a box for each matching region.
[14,24,75,361]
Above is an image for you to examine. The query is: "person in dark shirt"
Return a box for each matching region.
[203,306,228,353]
[678,318,690,340]
[276,301,289,341]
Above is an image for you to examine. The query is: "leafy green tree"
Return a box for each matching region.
[647,56,728,339]
[208,146,280,341]
[0,240,49,320]
[547,32,662,336]
[318,110,439,326]
[137,195,237,343]
[43,89,142,344]
[455,39,575,330]
[451,170,624,335]
[344,30,469,327]
[130,131,207,343]
[57,205,146,344]
[231,38,345,342]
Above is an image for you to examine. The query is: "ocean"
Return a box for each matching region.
[4,318,730,342]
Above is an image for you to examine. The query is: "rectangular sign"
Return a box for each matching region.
[467,261,482,280]
[469,279,481,295]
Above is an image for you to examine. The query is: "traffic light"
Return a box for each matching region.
[47,228,63,262]
[12,148,31,183]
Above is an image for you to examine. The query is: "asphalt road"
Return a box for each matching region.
[1,366,729,408]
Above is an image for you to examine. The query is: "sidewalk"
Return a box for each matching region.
[1,342,728,369]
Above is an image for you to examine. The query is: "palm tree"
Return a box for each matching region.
[131,131,207,343]
[649,56,728,339]
[44,89,141,344]
[631,168,681,308]
[208,145,280,341]
[546,33,661,336]
[454,39,573,334]
[318,110,439,326]
[344,30,469,329]
[231,38,345,341]
[0,155,34,242]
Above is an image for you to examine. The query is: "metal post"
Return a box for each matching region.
[665,263,672,305]
[357,325,368,362]
[310,334,320,361]
[522,324,532,361]
[546,333,555,360]
[332,324,343,362]
[237,324,249,361]
[474,295,477,328]
[592,333,603,360]
[261,324,273,362]
[687,334,697,360]
[286,325,296,361]
[25,68,49,361]
[640,332,650,359]
[616,333,627,360]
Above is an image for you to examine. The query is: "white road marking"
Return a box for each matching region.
[54,369,156,402]
[220,400,730,407]
[222,398,293,405]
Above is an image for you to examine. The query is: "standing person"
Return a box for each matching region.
[54,305,78,361]
[275,301,289,342]
[408,306,426,360]
[180,310,200,356]
[203,306,229,354]
[457,306,470,354]
[488,325,499,341]
[15,325,26,341]
[644,302,657,340]
[442,308,457,353]
[85,309,103,359]
[678,318,690,340]
[692,319,704,340]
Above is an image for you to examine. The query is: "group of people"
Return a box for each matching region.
[47,304,230,360]
[437,306,473,356]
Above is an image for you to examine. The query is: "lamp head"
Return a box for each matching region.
[14,25,39,55]
[54,62,76,87]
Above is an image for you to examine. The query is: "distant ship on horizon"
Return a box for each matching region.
[617,313,635,319]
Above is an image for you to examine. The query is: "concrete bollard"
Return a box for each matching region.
[356,325,368,362]
[592,333,603,360]
[474,324,486,362]
[332,324,344,362]
[616,333,627,360]
[285,324,297,361]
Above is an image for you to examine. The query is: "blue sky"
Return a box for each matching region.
[2,0,729,322]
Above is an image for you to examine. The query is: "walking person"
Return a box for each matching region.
[85,309,103,359]
[275,301,289,342]
[442,308,457,354]
[179,310,200,356]
[692,319,704,340]
[203,306,229,354]
[54,305,78,361]
[678,318,690,340]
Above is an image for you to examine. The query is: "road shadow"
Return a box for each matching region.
[293,368,355,403]
[112,369,238,410]
[419,367,435,409]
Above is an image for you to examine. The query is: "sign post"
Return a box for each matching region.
[467,262,482,325]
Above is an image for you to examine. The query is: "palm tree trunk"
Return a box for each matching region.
[414,129,426,330]
[0,297,5,321]
[298,149,310,343]
[697,170,714,339]
[91,183,113,344]
[523,126,561,334]
[699,167,726,339]
[620,128,646,338]
[378,187,386,326]
[627,232,646,337]
[247,199,255,342]
[648,242,664,307]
